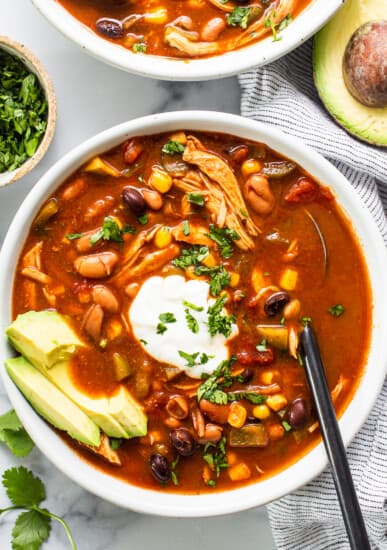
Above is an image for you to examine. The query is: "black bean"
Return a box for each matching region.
[122,186,147,216]
[264,291,290,317]
[288,398,308,429]
[170,428,195,457]
[239,367,254,384]
[96,18,124,39]
[150,453,171,483]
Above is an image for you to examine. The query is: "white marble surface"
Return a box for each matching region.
[0,2,276,549]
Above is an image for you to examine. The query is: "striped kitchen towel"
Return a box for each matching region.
[239,40,387,550]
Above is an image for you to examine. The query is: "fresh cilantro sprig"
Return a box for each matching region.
[195,264,231,296]
[172,245,210,270]
[207,224,240,258]
[0,410,34,457]
[162,140,185,155]
[66,217,135,244]
[328,304,345,317]
[197,357,235,404]
[0,466,76,550]
[178,350,214,368]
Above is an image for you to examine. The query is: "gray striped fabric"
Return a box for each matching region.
[239,40,387,550]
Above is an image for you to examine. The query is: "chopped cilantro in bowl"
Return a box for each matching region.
[0,38,56,185]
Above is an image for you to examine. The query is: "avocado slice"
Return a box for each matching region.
[6,310,84,370]
[313,0,387,146]
[47,361,147,439]
[6,311,148,439]
[6,356,101,447]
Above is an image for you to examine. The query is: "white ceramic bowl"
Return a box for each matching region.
[1,111,386,516]
[31,0,343,81]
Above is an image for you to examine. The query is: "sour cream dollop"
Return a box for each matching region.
[129,275,238,378]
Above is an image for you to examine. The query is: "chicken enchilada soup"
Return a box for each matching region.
[56,0,312,58]
[7,130,371,493]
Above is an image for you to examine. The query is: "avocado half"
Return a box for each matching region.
[313,0,387,147]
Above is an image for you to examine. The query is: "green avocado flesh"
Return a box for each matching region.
[313,0,387,146]
[6,356,101,447]
[5,311,148,440]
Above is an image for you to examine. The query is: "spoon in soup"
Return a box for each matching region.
[299,324,371,550]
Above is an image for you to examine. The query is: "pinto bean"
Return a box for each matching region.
[62,178,86,201]
[243,174,275,216]
[227,145,249,165]
[198,424,223,444]
[85,196,115,222]
[191,407,205,438]
[284,177,318,204]
[92,285,119,313]
[74,251,119,279]
[82,304,104,341]
[201,17,226,41]
[199,399,230,424]
[143,189,163,211]
[123,139,144,165]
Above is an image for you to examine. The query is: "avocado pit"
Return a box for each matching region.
[343,20,387,108]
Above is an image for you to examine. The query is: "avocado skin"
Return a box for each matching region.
[313,0,387,147]
[6,356,101,447]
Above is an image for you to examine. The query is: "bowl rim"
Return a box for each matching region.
[30,0,344,81]
[1,110,386,516]
[0,36,57,188]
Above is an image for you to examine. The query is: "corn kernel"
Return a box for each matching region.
[267,423,285,441]
[202,251,217,267]
[149,168,173,194]
[279,268,298,291]
[106,318,123,341]
[228,402,247,428]
[230,272,240,288]
[83,156,119,177]
[154,226,172,248]
[260,371,274,385]
[241,158,263,177]
[169,131,187,145]
[266,394,288,412]
[144,8,168,24]
[253,404,271,420]
[228,463,251,482]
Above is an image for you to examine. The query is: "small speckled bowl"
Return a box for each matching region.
[0,36,57,188]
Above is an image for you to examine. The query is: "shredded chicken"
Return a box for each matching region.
[171,222,213,246]
[81,433,122,466]
[179,136,260,250]
[114,244,179,286]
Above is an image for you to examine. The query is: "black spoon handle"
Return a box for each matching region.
[300,325,370,550]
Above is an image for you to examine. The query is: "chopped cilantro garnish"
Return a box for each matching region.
[157,312,176,334]
[140,338,148,346]
[226,7,251,29]
[207,224,240,258]
[109,438,122,450]
[182,219,190,236]
[182,300,204,312]
[282,420,292,433]
[138,214,148,225]
[187,192,205,206]
[185,309,199,333]
[89,216,125,245]
[133,41,147,53]
[66,232,83,240]
[328,304,345,317]
[207,295,235,337]
[197,357,236,403]
[171,456,180,486]
[162,140,185,155]
[172,245,210,269]
[265,11,293,42]
[226,392,267,405]
[203,437,228,479]
[178,351,214,368]
[194,264,231,296]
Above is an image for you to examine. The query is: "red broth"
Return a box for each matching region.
[13,130,371,493]
[56,0,312,58]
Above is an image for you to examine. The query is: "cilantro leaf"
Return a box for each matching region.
[90,217,124,245]
[203,437,228,480]
[162,140,185,155]
[207,224,240,258]
[182,220,190,236]
[226,392,267,404]
[159,312,176,323]
[207,295,236,337]
[185,309,199,333]
[182,300,203,312]
[328,304,345,317]
[0,410,34,457]
[172,245,210,269]
[65,233,83,241]
[194,265,231,296]
[0,410,24,431]
[12,509,51,550]
[132,41,147,54]
[197,357,236,403]
[178,350,199,367]
[187,192,205,206]
[3,467,45,507]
